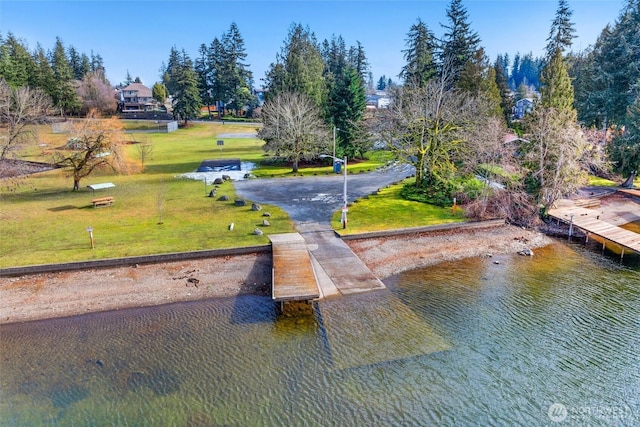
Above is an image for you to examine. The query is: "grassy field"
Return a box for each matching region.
[3,120,632,268]
[332,178,467,233]
[0,122,295,268]
[0,121,408,268]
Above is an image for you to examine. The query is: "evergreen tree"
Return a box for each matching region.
[608,93,640,176]
[80,53,91,78]
[540,48,576,115]
[519,53,542,90]
[400,19,437,88]
[161,46,181,95]
[220,22,255,115]
[509,53,521,90]
[51,37,79,114]
[67,46,85,80]
[0,33,36,88]
[264,23,326,107]
[327,66,368,158]
[89,51,105,74]
[207,37,226,118]
[32,44,57,100]
[495,53,510,80]
[124,70,133,86]
[545,0,577,57]
[377,75,387,91]
[171,50,202,125]
[578,0,640,126]
[440,0,481,82]
[493,59,513,123]
[152,82,168,104]
[195,43,213,117]
[347,41,369,81]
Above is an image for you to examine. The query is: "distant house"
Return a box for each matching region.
[118,83,155,113]
[366,92,390,109]
[512,98,535,120]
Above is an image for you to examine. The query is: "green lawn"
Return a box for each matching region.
[588,175,640,187]
[6,120,630,269]
[332,179,467,234]
[0,122,295,268]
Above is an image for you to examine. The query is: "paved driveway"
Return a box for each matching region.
[234,164,414,225]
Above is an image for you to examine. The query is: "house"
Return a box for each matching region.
[366,92,391,109]
[118,83,155,113]
[512,98,535,120]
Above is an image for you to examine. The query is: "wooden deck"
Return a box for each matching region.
[269,233,320,302]
[547,205,640,256]
[619,188,640,198]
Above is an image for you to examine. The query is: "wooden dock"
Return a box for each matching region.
[547,205,640,257]
[269,233,319,304]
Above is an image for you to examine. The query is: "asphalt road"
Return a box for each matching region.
[234,164,414,225]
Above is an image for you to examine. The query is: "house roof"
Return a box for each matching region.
[122,83,152,97]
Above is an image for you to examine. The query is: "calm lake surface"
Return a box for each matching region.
[1,241,638,426]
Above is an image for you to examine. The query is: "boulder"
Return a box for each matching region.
[253,228,264,236]
[222,174,231,181]
[208,189,216,197]
[251,203,262,211]
[518,248,534,256]
[262,219,270,226]
[234,199,246,207]
[228,223,234,231]
[262,212,271,217]
[218,195,229,201]
[213,177,224,185]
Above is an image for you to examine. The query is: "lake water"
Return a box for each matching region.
[1,241,638,426]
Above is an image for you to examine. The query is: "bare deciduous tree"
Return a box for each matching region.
[375,69,480,188]
[134,135,153,171]
[0,79,52,161]
[521,106,589,209]
[74,72,117,115]
[257,92,330,172]
[54,110,131,190]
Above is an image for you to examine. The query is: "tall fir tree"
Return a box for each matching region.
[51,37,79,114]
[0,33,36,88]
[327,66,368,158]
[220,22,255,115]
[195,43,213,117]
[264,23,326,107]
[577,0,639,126]
[347,41,369,82]
[440,0,481,83]
[540,48,576,116]
[32,44,57,100]
[608,93,640,175]
[400,19,437,88]
[493,59,513,123]
[171,50,202,125]
[545,0,577,57]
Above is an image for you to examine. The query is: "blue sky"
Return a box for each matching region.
[1,0,626,88]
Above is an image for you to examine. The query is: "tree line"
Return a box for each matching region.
[0,34,115,116]
[1,0,638,218]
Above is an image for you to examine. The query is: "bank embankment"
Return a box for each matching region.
[0,224,551,324]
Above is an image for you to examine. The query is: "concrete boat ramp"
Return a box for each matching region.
[269,226,450,369]
[269,225,386,309]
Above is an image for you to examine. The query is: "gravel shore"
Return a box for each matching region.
[0,224,551,325]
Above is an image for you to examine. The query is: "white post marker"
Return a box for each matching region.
[87,226,94,249]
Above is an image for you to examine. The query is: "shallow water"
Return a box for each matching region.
[0,242,638,426]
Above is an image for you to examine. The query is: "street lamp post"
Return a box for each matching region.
[320,154,348,229]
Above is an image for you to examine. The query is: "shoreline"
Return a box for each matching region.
[0,224,552,325]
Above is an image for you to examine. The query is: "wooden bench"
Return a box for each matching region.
[92,196,114,207]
